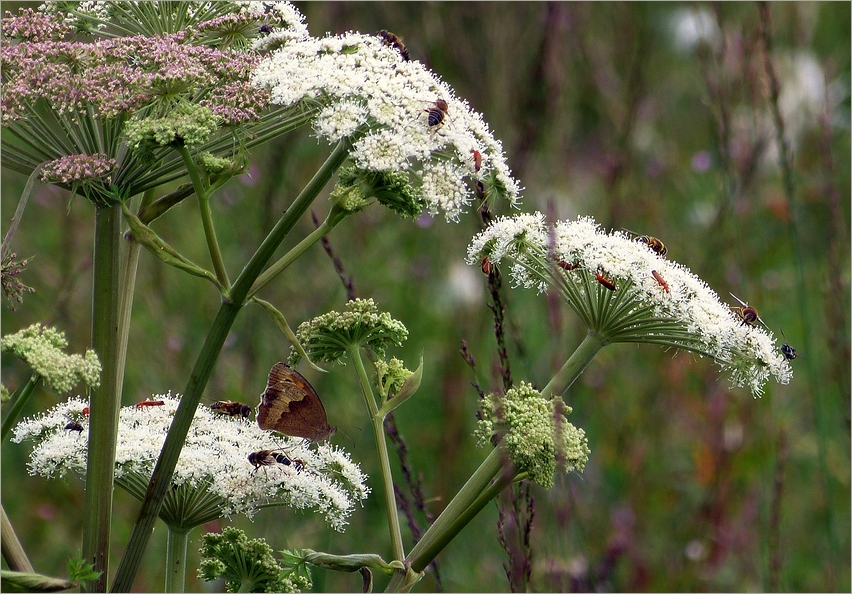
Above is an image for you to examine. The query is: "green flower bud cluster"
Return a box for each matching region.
[197,151,237,175]
[375,357,413,397]
[124,103,220,152]
[198,527,309,593]
[290,298,408,365]
[330,167,423,218]
[1,324,101,394]
[475,382,590,489]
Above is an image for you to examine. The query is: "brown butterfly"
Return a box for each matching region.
[256,363,336,442]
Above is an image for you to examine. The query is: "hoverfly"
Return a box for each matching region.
[64,421,84,433]
[248,450,303,472]
[729,293,767,328]
[778,327,797,360]
[210,400,252,419]
[623,229,668,257]
[595,271,617,291]
[651,270,670,293]
[424,98,449,128]
[378,29,410,61]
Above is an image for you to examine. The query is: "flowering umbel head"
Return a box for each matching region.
[252,30,521,221]
[290,298,408,365]
[12,394,368,531]
[1,324,101,393]
[467,213,793,396]
[474,382,590,489]
[1,2,310,204]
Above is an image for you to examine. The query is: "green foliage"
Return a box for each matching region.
[66,551,101,585]
[198,527,309,593]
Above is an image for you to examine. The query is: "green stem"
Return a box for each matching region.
[247,219,335,299]
[178,145,230,289]
[111,139,351,593]
[1,505,34,573]
[1,373,40,443]
[385,447,509,592]
[164,527,189,593]
[385,332,607,592]
[349,347,405,562]
[115,190,154,409]
[541,331,608,399]
[83,204,123,593]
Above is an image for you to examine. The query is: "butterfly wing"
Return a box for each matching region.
[257,362,335,441]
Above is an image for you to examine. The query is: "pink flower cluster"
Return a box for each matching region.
[1,8,71,42]
[1,26,270,124]
[40,153,118,185]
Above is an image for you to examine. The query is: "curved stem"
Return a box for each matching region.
[111,139,351,593]
[1,373,40,443]
[385,446,509,592]
[248,218,335,300]
[349,346,405,562]
[178,145,230,289]
[164,527,189,593]
[1,505,34,573]
[541,331,608,399]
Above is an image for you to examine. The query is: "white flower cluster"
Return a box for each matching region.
[240,0,309,42]
[467,213,793,396]
[12,394,369,531]
[251,25,521,220]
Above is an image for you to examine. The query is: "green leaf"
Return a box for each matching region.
[377,354,423,419]
[0,570,74,593]
[252,298,326,373]
[121,203,223,290]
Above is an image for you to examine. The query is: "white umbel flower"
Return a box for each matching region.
[252,30,521,220]
[467,213,793,396]
[12,393,369,531]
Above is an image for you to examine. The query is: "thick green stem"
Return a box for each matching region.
[111,140,351,593]
[178,145,230,289]
[83,204,122,593]
[248,219,335,299]
[541,331,608,399]
[1,505,34,573]
[349,347,405,562]
[1,373,40,443]
[164,527,189,593]
[385,447,508,592]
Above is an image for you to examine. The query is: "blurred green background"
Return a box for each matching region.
[2,2,849,592]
